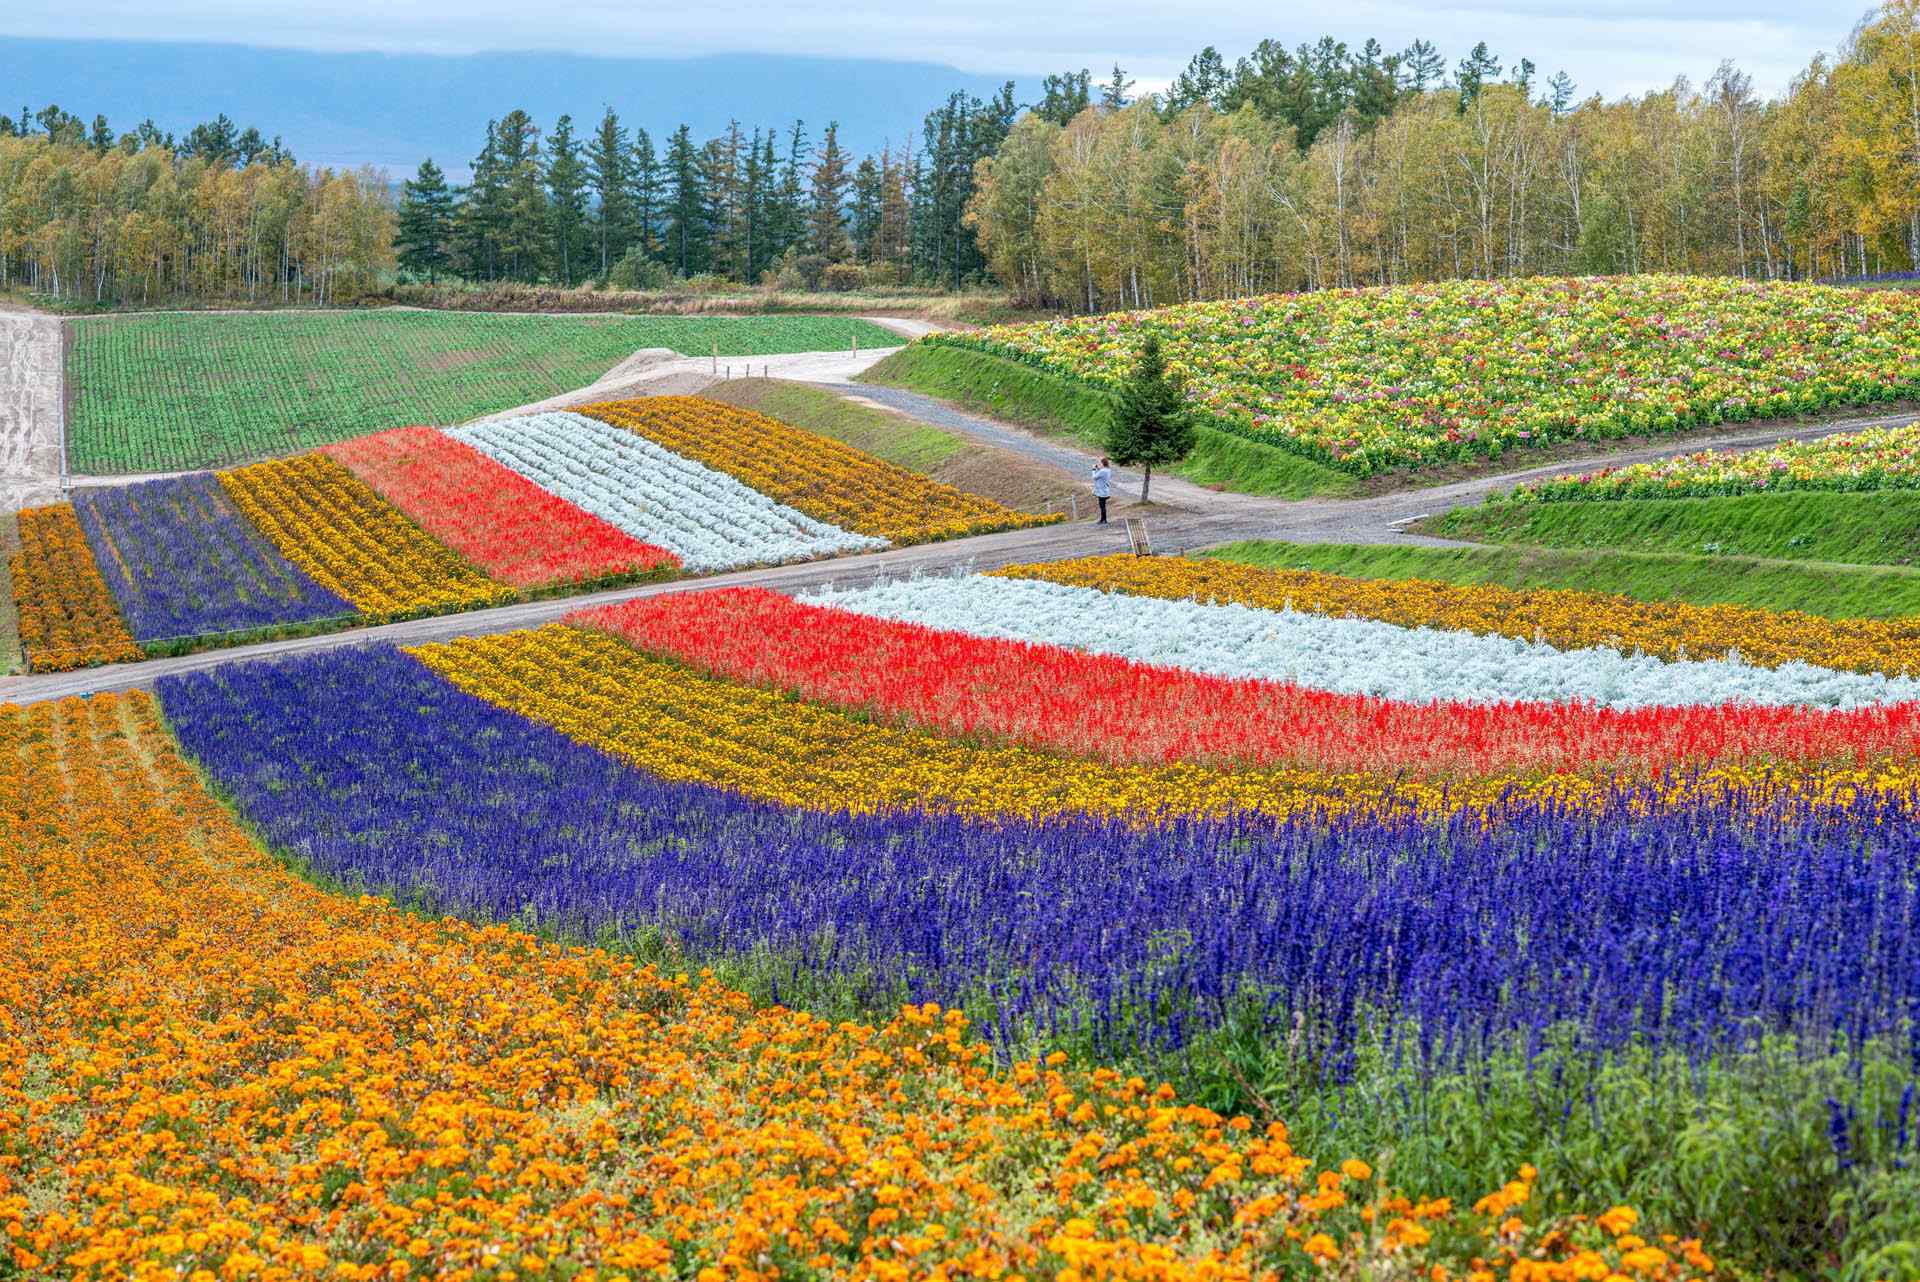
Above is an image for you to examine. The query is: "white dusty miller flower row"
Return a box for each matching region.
[797,574,1920,710]
[451,413,886,571]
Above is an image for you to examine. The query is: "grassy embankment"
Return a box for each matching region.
[860,344,1363,500]
[702,379,1078,516]
[1432,489,1920,568]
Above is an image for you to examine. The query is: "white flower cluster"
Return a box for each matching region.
[452,413,886,571]
[798,574,1920,710]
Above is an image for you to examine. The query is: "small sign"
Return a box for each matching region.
[1125,517,1152,556]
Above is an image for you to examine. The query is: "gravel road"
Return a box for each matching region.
[0,309,64,510]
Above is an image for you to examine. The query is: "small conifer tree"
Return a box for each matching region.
[1107,333,1196,503]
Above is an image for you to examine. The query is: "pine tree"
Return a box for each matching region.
[875,144,912,270]
[1399,40,1446,93]
[1547,71,1578,116]
[849,155,882,261]
[628,127,659,257]
[1455,42,1503,109]
[546,113,589,285]
[588,108,631,278]
[1163,48,1228,115]
[663,124,707,276]
[496,110,546,281]
[772,120,811,262]
[808,121,853,260]
[1100,65,1136,111]
[1106,335,1195,504]
[396,158,456,283]
[1036,70,1092,124]
[704,124,746,278]
[459,119,507,279]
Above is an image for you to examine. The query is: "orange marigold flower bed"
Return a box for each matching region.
[8,504,141,672]
[0,690,1713,1282]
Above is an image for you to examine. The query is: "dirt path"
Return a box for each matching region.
[468,344,910,422]
[832,385,1920,544]
[0,309,65,511]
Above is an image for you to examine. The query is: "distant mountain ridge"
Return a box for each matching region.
[0,37,1030,176]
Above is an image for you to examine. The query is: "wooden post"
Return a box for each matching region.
[711,340,718,374]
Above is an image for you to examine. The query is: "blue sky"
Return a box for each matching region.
[2,1,1876,97]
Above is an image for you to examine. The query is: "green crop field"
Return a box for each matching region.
[66,310,902,473]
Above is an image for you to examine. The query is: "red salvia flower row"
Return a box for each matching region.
[573,587,1920,778]
[324,427,679,589]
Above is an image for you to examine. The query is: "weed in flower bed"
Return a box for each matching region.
[70,474,352,645]
[322,426,680,589]
[937,275,1920,474]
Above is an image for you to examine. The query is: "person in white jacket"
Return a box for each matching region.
[1090,457,1112,524]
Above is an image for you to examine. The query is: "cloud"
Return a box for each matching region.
[0,0,1868,97]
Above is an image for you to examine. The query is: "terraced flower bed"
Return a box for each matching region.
[7,398,1047,671]
[930,276,1920,475]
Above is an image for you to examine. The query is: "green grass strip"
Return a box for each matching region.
[1205,538,1920,619]
[1435,489,1920,569]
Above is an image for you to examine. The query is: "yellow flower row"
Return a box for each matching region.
[218,454,510,620]
[995,553,1920,678]
[9,504,141,672]
[407,624,1920,824]
[1,691,1710,1282]
[580,395,1061,544]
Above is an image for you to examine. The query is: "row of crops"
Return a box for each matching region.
[65,310,904,472]
[8,396,1054,671]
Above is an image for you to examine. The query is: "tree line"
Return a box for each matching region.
[970,2,1920,309]
[4,3,1916,311]
[394,88,1019,294]
[0,109,394,304]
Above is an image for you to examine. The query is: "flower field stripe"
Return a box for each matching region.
[450,411,886,571]
[0,686,1695,1281]
[322,426,680,589]
[993,553,1920,679]
[574,588,1920,777]
[801,574,1920,711]
[1513,422,1920,501]
[148,646,1919,1136]
[580,395,1061,543]
[404,623,1920,824]
[938,276,1920,474]
[69,474,353,643]
[217,453,511,618]
[8,504,142,672]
